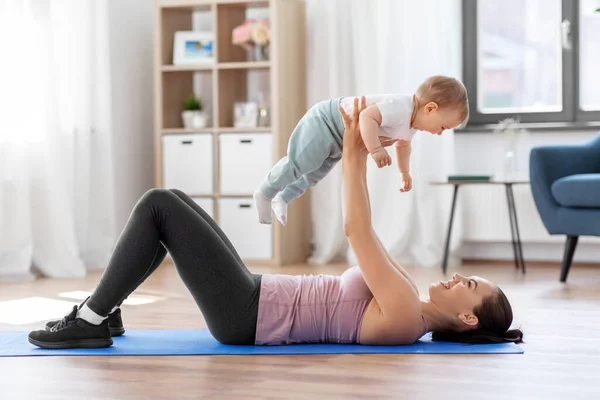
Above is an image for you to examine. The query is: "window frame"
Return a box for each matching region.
[462,0,600,126]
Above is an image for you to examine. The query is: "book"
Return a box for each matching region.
[447,174,493,182]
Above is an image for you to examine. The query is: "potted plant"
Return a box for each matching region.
[181,94,208,129]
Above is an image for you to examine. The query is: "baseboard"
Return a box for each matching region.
[461,241,600,264]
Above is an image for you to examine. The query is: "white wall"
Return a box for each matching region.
[455,130,600,263]
[107,0,155,232]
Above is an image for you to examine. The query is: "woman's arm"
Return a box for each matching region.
[339,98,421,322]
[373,235,419,295]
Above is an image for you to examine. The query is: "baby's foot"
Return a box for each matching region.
[253,191,273,224]
[271,195,288,226]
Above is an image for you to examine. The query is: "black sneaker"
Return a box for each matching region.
[29,306,113,349]
[45,307,125,337]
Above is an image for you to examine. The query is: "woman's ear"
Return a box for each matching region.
[458,312,478,327]
[425,102,439,113]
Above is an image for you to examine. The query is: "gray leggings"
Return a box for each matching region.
[87,188,261,345]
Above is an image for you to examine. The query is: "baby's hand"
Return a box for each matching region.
[371,147,392,168]
[400,172,412,192]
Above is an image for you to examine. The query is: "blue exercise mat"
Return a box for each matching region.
[0,330,523,357]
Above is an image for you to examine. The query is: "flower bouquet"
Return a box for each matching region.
[232,19,270,61]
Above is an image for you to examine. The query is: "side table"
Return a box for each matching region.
[430,179,530,274]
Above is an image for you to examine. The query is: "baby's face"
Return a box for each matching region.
[420,106,463,136]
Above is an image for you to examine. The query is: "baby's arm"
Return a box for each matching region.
[358,105,383,153]
[394,140,411,174]
[359,105,391,168]
[395,140,412,192]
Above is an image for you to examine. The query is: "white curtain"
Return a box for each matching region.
[306,0,464,268]
[0,0,115,280]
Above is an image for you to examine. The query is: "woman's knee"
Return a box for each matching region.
[168,188,186,198]
[137,188,174,209]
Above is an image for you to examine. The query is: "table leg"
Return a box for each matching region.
[505,184,526,274]
[505,184,519,270]
[442,184,459,274]
[509,185,526,274]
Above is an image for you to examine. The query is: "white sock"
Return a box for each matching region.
[253,190,273,224]
[271,195,288,226]
[110,305,119,313]
[77,304,107,325]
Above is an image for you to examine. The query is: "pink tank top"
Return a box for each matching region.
[254,266,373,345]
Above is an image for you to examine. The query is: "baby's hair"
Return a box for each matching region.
[415,75,469,128]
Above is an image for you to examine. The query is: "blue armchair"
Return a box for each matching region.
[529,132,600,282]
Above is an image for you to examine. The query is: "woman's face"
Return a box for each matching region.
[429,273,497,327]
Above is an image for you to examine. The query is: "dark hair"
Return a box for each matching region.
[431,287,524,344]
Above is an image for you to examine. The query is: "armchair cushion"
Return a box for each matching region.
[551,173,600,208]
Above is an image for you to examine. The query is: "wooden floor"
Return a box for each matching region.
[1,261,600,400]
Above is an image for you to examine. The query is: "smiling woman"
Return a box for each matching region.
[27,98,522,350]
[423,273,523,344]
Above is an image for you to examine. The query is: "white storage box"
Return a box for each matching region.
[219,133,273,194]
[162,134,213,194]
[218,197,272,259]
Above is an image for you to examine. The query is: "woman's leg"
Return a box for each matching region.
[90,188,260,343]
[32,188,261,346]
[169,189,243,264]
[111,188,244,308]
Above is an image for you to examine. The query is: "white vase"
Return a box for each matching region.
[502,150,518,181]
[182,110,208,129]
[496,136,520,181]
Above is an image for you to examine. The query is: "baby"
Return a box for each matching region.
[253,75,469,226]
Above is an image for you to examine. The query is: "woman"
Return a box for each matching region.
[29,97,523,349]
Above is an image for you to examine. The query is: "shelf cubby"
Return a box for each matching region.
[161,70,214,129]
[155,0,308,266]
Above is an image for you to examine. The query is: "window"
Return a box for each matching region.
[580,0,600,112]
[462,0,600,125]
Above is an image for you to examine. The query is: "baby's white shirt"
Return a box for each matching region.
[339,94,417,142]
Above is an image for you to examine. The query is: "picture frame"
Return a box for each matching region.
[233,102,259,128]
[173,31,215,65]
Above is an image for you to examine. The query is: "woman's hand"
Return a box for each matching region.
[339,96,368,158]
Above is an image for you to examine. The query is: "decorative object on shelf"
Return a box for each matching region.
[258,106,270,128]
[493,118,530,180]
[257,91,270,128]
[233,102,259,128]
[232,19,270,61]
[173,31,214,65]
[182,94,208,129]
